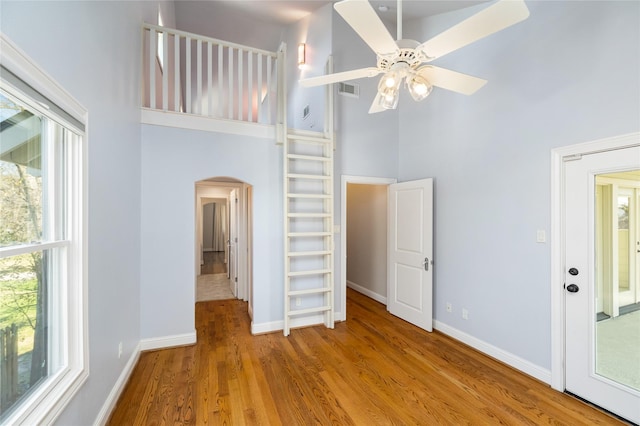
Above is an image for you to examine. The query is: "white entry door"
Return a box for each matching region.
[564,145,640,424]
[387,179,433,331]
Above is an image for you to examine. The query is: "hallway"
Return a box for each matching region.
[200,251,226,275]
[197,252,234,301]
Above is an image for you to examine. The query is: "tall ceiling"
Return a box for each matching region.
[177,0,487,26]
[173,0,489,53]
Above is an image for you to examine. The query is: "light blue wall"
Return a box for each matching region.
[2,1,637,422]
[140,125,284,336]
[0,1,170,423]
[285,3,333,131]
[398,0,640,369]
[330,8,401,313]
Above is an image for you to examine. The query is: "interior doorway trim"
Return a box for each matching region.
[195,179,253,310]
[550,132,640,392]
[339,175,397,321]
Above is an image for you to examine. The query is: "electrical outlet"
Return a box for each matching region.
[295,297,301,307]
[118,342,123,359]
[446,302,452,313]
[462,309,469,320]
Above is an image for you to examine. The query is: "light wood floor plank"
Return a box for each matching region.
[107,290,625,425]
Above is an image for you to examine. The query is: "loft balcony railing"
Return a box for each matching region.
[142,23,282,130]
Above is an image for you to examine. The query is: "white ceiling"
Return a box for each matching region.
[184,0,488,26]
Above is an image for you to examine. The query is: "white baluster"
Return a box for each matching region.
[149,28,156,109]
[228,47,234,120]
[186,36,191,113]
[162,29,168,111]
[174,33,180,112]
[197,39,202,115]
[218,44,223,118]
[207,42,213,117]
[267,55,272,124]
[248,53,253,122]
[238,49,243,121]
[257,53,262,123]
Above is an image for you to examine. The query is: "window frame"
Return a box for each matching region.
[0,34,88,425]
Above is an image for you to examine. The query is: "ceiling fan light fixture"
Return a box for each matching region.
[303,0,530,114]
[377,71,401,109]
[378,87,399,110]
[380,92,400,109]
[407,72,432,102]
[380,70,401,89]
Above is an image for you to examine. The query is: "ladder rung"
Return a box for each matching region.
[287,250,331,257]
[287,154,330,162]
[287,193,331,199]
[287,306,331,316]
[288,213,330,218]
[287,173,330,180]
[288,287,331,296]
[288,269,332,277]
[288,129,326,138]
[288,232,332,237]
[287,133,332,144]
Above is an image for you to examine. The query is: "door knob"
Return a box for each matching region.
[566,284,579,293]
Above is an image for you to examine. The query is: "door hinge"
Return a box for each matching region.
[235,277,238,282]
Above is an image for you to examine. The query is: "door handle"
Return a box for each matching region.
[422,257,429,271]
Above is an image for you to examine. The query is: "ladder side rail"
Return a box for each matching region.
[280,42,290,336]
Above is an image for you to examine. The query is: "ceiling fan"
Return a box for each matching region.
[299,0,530,113]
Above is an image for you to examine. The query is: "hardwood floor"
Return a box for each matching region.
[108,289,624,425]
[200,251,226,275]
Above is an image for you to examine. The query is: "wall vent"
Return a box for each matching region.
[338,82,359,98]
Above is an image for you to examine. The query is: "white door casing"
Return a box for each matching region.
[339,175,397,321]
[564,144,640,423]
[387,179,433,331]
[229,188,238,297]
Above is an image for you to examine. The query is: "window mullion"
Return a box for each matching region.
[0,240,70,258]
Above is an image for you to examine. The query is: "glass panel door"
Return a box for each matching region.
[594,171,640,393]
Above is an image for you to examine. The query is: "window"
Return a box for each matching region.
[1,35,86,425]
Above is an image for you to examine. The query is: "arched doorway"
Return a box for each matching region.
[195,177,253,318]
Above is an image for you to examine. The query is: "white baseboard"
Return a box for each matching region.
[347,280,387,305]
[251,313,329,335]
[94,331,198,425]
[93,343,141,426]
[433,320,552,385]
[251,320,280,334]
[139,331,197,351]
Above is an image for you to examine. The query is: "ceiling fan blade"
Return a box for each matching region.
[300,67,381,88]
[417,0,529,60]
[334,0,398,56]
[420,66,487,95]
[368,93,386,114]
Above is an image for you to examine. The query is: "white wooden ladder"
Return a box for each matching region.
[283,128,335,336]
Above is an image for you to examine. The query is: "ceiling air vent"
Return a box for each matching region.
[338,82,359,98]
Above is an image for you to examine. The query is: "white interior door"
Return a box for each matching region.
[387,179,433,331]
[229,189,238,297]
[564,146,640,424]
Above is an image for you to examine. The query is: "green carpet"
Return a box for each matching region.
[596,309,640,391]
